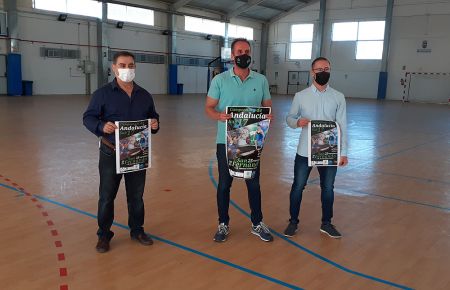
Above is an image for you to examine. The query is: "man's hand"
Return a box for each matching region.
[150,119,159,130]
[339,156,348,166]
[102,122,118,134]
[217,112,231,122]
[297,118,309,128]
[265,114,274,121]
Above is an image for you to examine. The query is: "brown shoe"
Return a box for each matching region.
[95,238,110,253]
[131,233,153,246]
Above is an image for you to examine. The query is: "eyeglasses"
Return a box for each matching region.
[313,67,330,73]
[117,63,136,69]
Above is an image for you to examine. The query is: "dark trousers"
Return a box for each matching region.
[289,154,337,224]
[216,144,263,225]
[97,143,146,240]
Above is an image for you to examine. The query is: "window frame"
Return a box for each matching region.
[289,23,314,60]
[332,20,386,60]
[107,3,155,27]
[33,0,102,19]
[184,16,225,37]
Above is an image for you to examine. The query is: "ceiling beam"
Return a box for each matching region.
[170,0,195,11]
[269,0,319,24]
[227,0,266,19]
[257,3,288,12]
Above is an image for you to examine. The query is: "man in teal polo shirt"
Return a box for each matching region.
[205,38,274,243]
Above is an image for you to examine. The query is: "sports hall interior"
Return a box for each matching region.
[0,1,449,290]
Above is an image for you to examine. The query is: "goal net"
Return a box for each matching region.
[403,72,450,104]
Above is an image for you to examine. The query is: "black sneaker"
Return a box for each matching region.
[213,223,229,242]
[251,222,274,242]
[284,222,298,237]
[320,223,342,238]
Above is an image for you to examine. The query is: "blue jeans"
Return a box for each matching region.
[216,144,263,225]
[97,143,146,240]
[289,154,337,224]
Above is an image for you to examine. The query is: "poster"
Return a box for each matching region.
[226,106,271,179]
[115,119,151,174]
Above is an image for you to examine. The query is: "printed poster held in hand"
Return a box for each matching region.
[308,120,340,166]
[115,119,151,174]
[226,106,271,179]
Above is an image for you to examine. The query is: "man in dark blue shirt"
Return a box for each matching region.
[83,51,159,253]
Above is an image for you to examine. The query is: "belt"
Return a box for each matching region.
[101,138,116,151]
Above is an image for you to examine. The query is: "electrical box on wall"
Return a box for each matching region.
[83,60,95,74]
[78,60,95,74]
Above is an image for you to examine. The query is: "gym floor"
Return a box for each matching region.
[0,94,449,290]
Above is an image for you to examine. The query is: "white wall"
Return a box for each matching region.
[107,21,168,95]
[174,12,263,94]
[1,1,262,95]
[17,11,98,95]
[267,0,450,102]
[266,2,320,95]
[387,6,450,102]
[173,14,221,94]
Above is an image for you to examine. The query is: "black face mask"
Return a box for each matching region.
[314,71,330,86]
[235,54,251,69]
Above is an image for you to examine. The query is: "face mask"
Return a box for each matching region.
[235,54,251,69]
[314,71,330,86]
[117,68,135,83]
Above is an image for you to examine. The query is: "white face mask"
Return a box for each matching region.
[117,68,135,83]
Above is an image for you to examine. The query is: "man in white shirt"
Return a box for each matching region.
[284,57,348,239]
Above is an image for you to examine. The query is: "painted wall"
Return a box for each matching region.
[0,0,262,95]
[267,0,450,102]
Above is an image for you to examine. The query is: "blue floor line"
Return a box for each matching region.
[0,182,303,290]
[309,136,445,184]
[306,182,450,212]
[370,170,450,186]
[208,159,414,290]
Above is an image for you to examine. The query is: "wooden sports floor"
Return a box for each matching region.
[0,94,449,290]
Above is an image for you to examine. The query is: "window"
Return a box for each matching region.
[356,21,385,59]
[356,41,384,59]
[185,16,225,36]
[228,24,254,40]
[289,23,314,60]
[332,21,385,59]
[107,3,154,26]
[332,22,358,41]
[184,17,253,40]
[34,0,102,18]
[34,0,66,12]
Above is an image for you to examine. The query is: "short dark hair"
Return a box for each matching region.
[311,57,330,68]
[231,38,251,53]
[113,51,135,64]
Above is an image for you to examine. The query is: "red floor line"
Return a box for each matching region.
[1,175,69,290]
[58,253,65,261]
[59,268,68,277]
